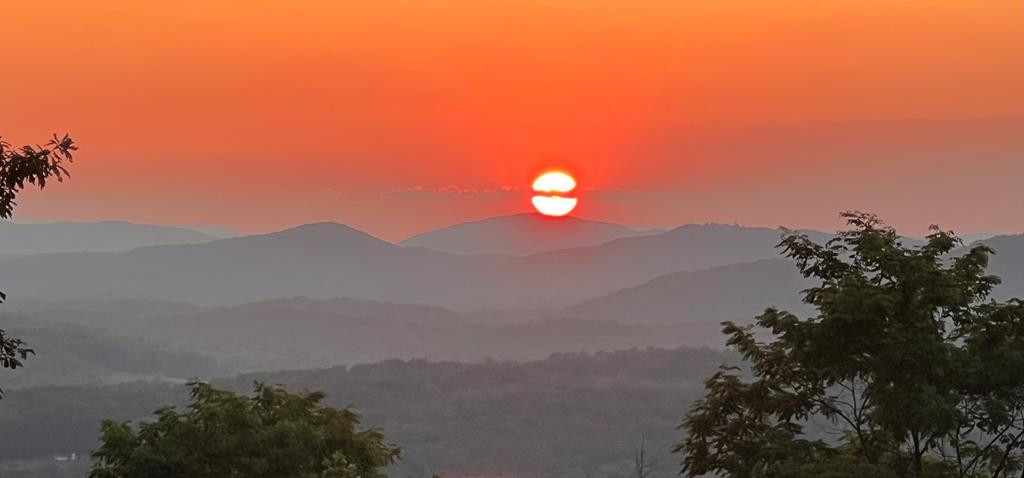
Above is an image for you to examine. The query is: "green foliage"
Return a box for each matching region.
[0,134,77,396]
[88,381,400,478]
[676,212,1024,478]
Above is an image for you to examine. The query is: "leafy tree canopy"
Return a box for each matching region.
[676,212,1024,478]
[0,134,77,393]
[89,381,400,478]
[0,134,76,221]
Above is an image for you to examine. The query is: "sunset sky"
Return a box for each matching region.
[3,0,1022,241]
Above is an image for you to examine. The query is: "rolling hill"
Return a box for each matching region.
[0,222,497,307]
[0,347,732,478]
[399,213,654,256]
[0,312,225,389]
[562,258,812,324]
[3,221,1016,313]
[0,221,217,255]
[497,224,831,305]
[0,222,833,310]
[6,297,698,372]
[561,233,1024,325]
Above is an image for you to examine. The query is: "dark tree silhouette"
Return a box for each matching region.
[676,212,1024,478]
[0,134,77,394]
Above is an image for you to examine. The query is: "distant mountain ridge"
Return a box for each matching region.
[561,258,812,324]
[399,213,656,256]
[0,221,841,309]
[6,297,697,373]
[560,233,1024,325]
[14,220,1014,315]
[501,224,832,304]
[0,222,496,307]
[0,346,729,477]
[0,220,217,254]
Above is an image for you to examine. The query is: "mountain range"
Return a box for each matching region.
[561,258,813,324]
[0,215,1015,323]
[0,221,218,255]
[399,213,660,256]
[0,221,824,310]
[4,297,699,375]
[1,217,1020,314]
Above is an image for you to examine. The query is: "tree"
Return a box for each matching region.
[0,134,77,394]
[675,212,1024,478]
[88,381,401,478]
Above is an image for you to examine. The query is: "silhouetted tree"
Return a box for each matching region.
[676,212,1024,478]
[89,381,400,478]
[0,134,76,395]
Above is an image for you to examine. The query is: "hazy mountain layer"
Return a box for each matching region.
[0,221,217,255]
[0,313,224,389]
[0,347,732,478]
[399,213,654,256]
[562,234,1024,324]
[0,222,822,310]
[2,223,1016,312]
[562,258,813,324]
[4,298,717,374]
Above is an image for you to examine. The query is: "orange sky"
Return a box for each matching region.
[2,0,1022,240]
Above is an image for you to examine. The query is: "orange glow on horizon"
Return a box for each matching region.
[1,0,1021,240]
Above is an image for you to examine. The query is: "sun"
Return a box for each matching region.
[531,171,578,217]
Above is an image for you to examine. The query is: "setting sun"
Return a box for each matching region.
[532,172,578,217]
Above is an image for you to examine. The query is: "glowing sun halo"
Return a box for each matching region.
[531,172,578,217]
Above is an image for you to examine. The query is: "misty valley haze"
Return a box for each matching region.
[1,215,1023,477]
[0,219,833,309]
[2,216,1021,312]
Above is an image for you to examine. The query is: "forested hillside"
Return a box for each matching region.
[0,347,732,478]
